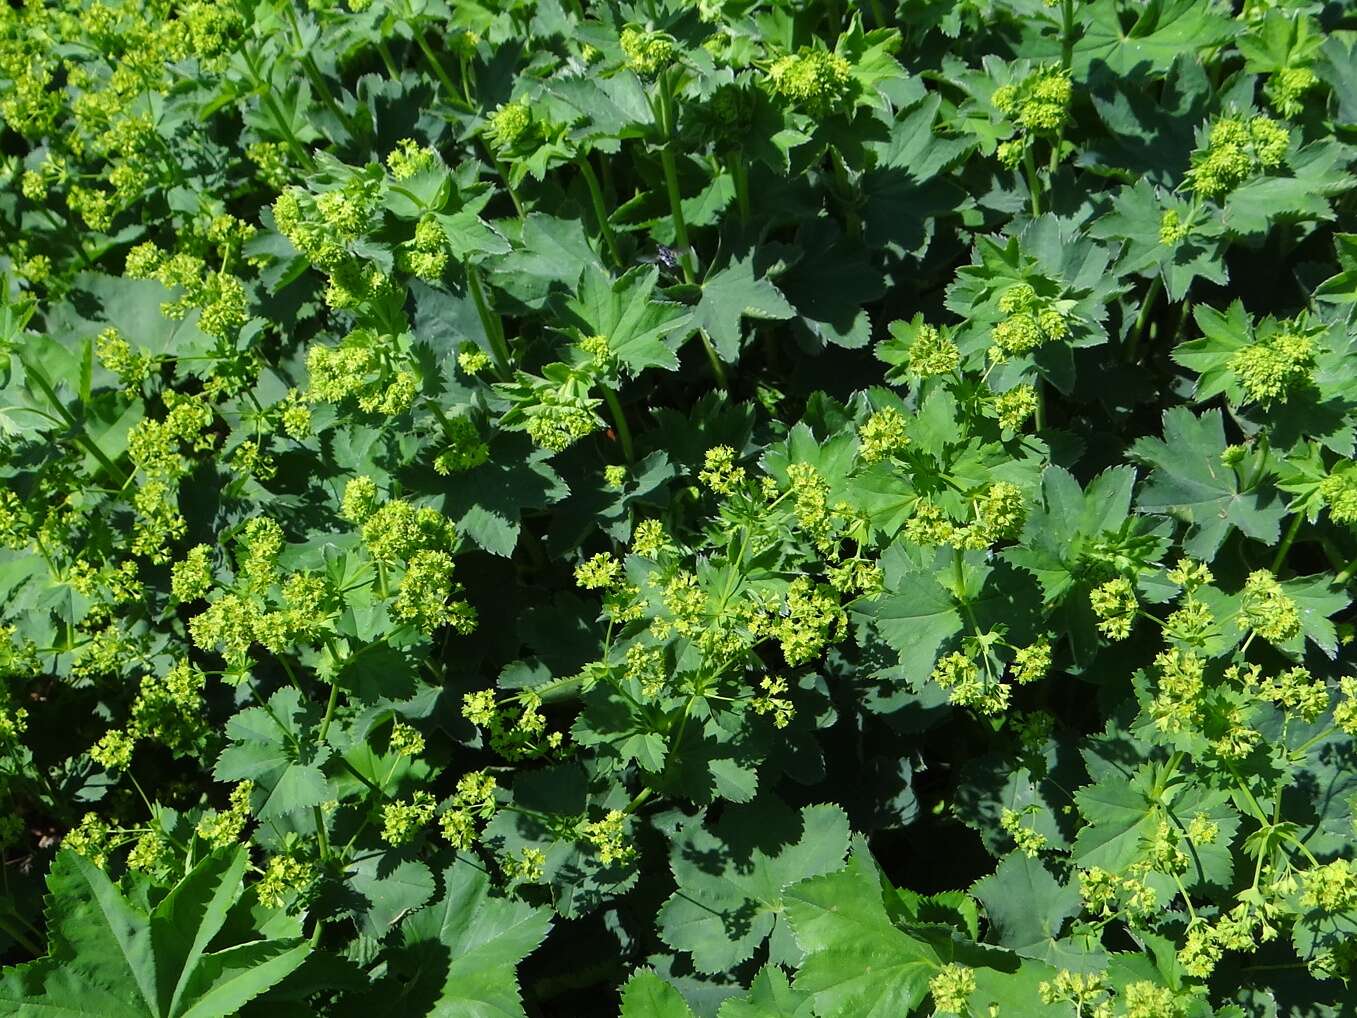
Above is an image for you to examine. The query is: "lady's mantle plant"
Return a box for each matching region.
[0,0,1356,1015]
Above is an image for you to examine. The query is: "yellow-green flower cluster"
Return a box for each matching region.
[123,241,248,339]
[306,333,421,416]
[992,67,1071,134]
[0,704,28,742]
[1239,569,1300,642]
[768,49,854,117]
[392,549,476,634]
[523,391,599,452]
[1039,970,1109,1013]
[485,100,535,151]
[580,808,634,866]
[381,789,438,845]
[90,728,135,770]
[461,688,564,762]
[858,407,909,463]
[1079,865,1158,919]
[433,416,489,476]
[63,812,113,869]
[1001,806,1048,857]
[458,347,491,375]
[931,651,1010,714]
[1229,329,1315,405]
[1250,665,1328,722]
[257,854,315,909]
[96,327,156,391]
[1122,982,1181,1018]
[1300,858,1357,913]
[750,675,795,728]
[990,283,1069,359]
[770,578,844,666]
[1090,577,1137,639]
[785,462,837,551]
[928,963,976,1014]
[127,829,170,875]
[620,26,675,77]
[1319,468,1357,526]
[130,660,206,753]
[906,323,960,376]
[970,481,1027,545]
[575,552,623,590]
[361,499,457,562]
[440,770,499,850]
[173,545,215,602]
[399,214,449,281]
[389,720,425,757]
[1333,677,1357,735]
[994,384,1038,430]
[1266,67,1318,118]
[387,138,437,181]
[340,476,381,524]
[1150,647,1205,734]
[700,445,746,495]
[196,780,253,848]
[1187,115,1290,200]
[1159,209,1191,247]
[1011,639,1051,684]
[502,846,547,883]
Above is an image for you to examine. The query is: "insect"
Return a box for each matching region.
[637,244,688,281]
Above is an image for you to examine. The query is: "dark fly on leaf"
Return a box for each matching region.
[638,245,686,281]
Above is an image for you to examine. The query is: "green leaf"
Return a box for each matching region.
[0,849,309,1017]
[971,852,1081,962]
[1131,407,1288,558]
[561,265,691,374]
[1074,0,1236,76]
[377,856,553,1017]
[619,970,695,1018]
[783,843,942,1017]
[214,687,332,821]
[865,546,963,685]
[692,254,795,364]
[658,799,850,974]
[346,858,436,940]
[716,966,813,1018]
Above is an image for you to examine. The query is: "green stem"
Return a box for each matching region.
[697,329,729,389]
[318,676,342,746]
[0,911,42,956]
[1059,0,1075,71]
[729,155,750,225]
[659,147,694,280]
[412,26,470,112]
[1022,145,1042,216]
[375,39,400,80]
[1033,377,1046,431]
[623,786,653,815]
[459,51,474,107]
[1124,275,1162,364]
[24,362,129,485]
[466,266,511,379]
[1271,511,1304,574]
[601,386,635,463]
[657,70,696,283]
[577,155,622,266]
[313,805,330,861]
[495,159,526,221]
[1337,555,1357,586]
[256,82,315,171]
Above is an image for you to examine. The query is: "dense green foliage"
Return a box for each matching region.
[2,0,1357,1014]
